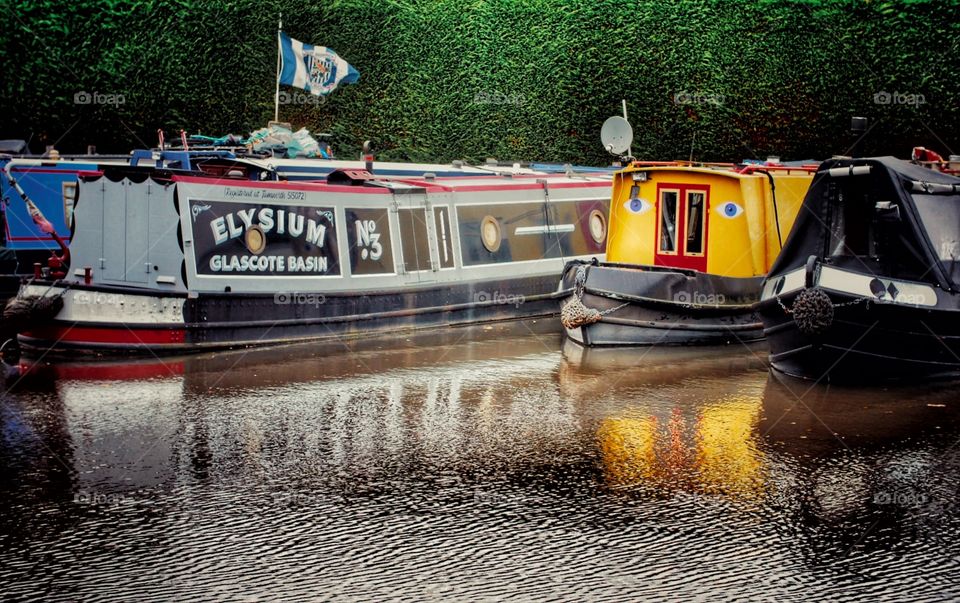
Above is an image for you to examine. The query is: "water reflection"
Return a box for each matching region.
[1,325,958,601]
[560,343,769,500]
[760,373,960,563]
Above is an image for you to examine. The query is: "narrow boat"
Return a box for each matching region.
[0,149,131,299]
[11,156,611,354]
[758,156,960,382]
[0,145,605,298]
[559,161,815,346]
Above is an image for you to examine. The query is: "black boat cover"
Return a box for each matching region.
[769,157,960,291]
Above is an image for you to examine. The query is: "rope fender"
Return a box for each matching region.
[560,264,628,329]
[1,288,68,336]
[778,287,834,335]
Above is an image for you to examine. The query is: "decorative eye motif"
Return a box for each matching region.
[623,197,653,214]
[716,201,744,219]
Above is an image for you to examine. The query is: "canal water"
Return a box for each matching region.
[1,321,958,602]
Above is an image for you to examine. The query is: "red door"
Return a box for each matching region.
[654,183,709,272]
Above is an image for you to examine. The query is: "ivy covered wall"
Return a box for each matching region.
[1,0,956,164]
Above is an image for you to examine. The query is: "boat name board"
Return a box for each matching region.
[190,199,340,276]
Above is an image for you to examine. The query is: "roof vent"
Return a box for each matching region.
[0,140,27,154]
[327,169,375,186]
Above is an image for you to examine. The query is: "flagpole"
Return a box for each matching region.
[274,12,282,123]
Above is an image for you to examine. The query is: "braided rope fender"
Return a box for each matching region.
[790,287,834,335]
[561,296,602,329]
[2,294,65,335]
[560,264,629,329]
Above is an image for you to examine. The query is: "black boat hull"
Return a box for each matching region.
[18,275,565,355]
[759,289,960,382]
[560,262,765,346]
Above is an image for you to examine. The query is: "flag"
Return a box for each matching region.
[278,32,359,96]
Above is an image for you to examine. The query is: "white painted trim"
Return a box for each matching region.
[818,265,938,307]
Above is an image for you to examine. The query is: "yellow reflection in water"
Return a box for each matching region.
[598,395,765,500]
[695,397,764,497]
[598,416,658,483]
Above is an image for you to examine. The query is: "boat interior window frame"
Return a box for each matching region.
[62,181,78,229]
[433,204,457,270]
[657,188,680,255]
[397,205,434,274]
[683,189,707,257]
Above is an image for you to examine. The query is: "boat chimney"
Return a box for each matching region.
[850,117,868,158]
[362,140,374,173]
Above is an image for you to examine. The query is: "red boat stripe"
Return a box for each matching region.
[172,175,391,194]
[19,360,186,380]
[10,167,89,174]
[20,325,186,345]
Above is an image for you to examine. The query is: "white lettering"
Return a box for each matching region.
[211,217,228,245]
[306,219,326,246]
[258,208,275,232]
[226,214,243,240]
[237,208,256,229]
[288,213,304,237]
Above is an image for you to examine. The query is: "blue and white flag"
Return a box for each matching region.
[278,32,359,96]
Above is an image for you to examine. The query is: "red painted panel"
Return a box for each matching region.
[20,324,187,346]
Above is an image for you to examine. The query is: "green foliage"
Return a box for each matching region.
[0,0,957,163]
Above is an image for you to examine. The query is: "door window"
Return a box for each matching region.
[659,190,678,253]
[685,191,705,255]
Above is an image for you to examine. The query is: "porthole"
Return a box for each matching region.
[245,225,266,255]
[480,215,502,252]
[589,209,607,244]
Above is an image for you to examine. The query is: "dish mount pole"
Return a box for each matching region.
[274,12,283,123]
[622,99,632,159]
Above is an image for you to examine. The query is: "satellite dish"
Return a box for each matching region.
[600,116,633,155]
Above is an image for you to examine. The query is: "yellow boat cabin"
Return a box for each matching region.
[607,163,815,278]
[559,161,815,347]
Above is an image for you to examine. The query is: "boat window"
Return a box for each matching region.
[398,208,432,272]
[434,207,455,269]
[913,193,960,284]
[827,187,871,257]
[826,180,931,280]
[685,191,705,254]
[63,182,77,228]
[659,191,678,253]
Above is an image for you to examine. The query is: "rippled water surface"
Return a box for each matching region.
[2,322,959,602]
